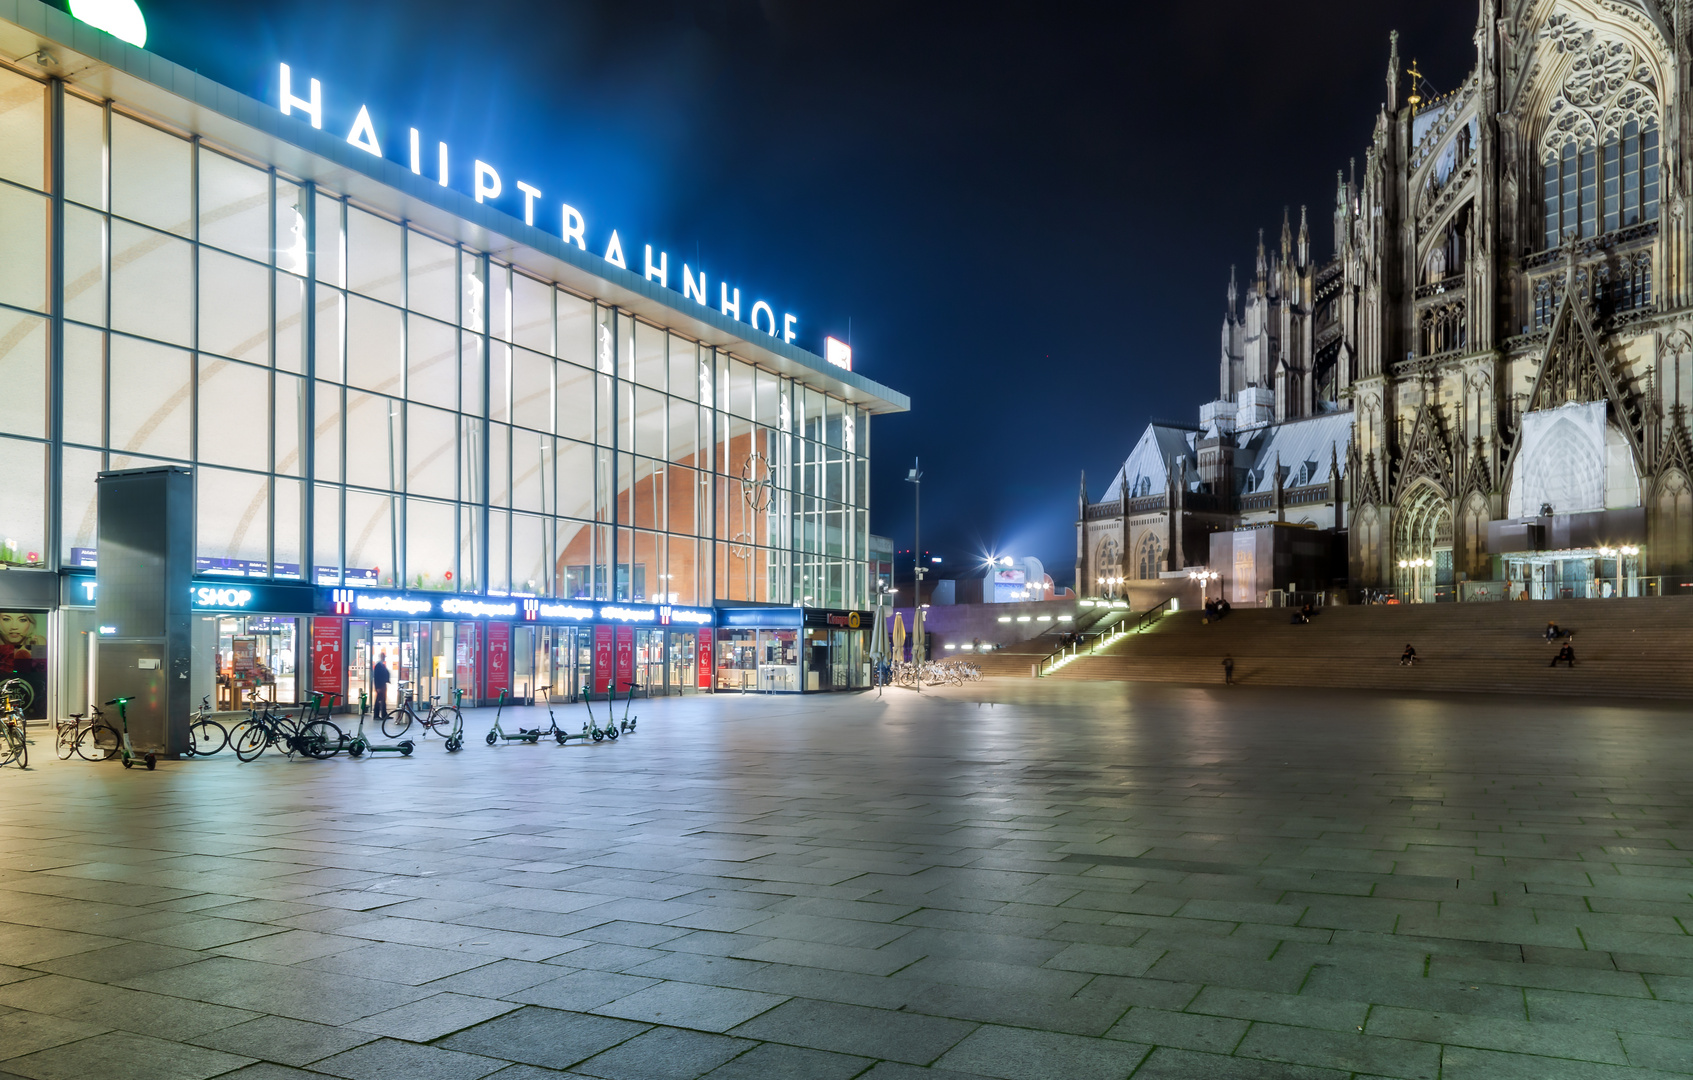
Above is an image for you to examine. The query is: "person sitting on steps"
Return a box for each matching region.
[1400,644,1419,666]
[1550,642,1576,668]
[1544,621,1562,643]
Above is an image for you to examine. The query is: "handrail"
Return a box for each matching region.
[1038,598,1173,676]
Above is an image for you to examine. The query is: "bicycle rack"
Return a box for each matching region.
[345,691,414,757]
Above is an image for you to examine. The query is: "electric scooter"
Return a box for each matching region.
[582,683,619,742]
[441,687,466,752]
[103,697,157,770]
[533,684,594,745]
[485,688,545,745]
[614,680,638,735]
[346,691,414,757]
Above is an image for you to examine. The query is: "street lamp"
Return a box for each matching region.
[1397,557,1432,601]
[906,459,924,663]
[1188,568,1220,607]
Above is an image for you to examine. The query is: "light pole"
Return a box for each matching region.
[1397,557,1431,602]
[1188,568,1220,608]
[906,459,923,663]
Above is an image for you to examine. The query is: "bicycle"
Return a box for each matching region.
[1,677,33,715]
[229,692,307,762]
[69,705,120,761]
[185,696,230,757]
[1,706,25,769]
[381,684,457,741]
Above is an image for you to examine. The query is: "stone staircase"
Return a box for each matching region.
[1033,596,1693,699]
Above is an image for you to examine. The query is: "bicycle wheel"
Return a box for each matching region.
[76,724,120,761]
[381,708,413,739]
[188,719,229,757]
[425,708,461,738]
[12,724,27,769]
[296,720,344,759]
[232,722,270,762]
[55,722,77,760]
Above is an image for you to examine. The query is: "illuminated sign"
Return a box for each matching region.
[352,593,433,616]
[98,624,117,635]
[538,602,596,621]
[660,606,712,626]
[70,0,147,48]
[194,586,253,609]
[441,598,518,618]
[276,65,809,352]
[599,605,655,623]
[825,337,852,371]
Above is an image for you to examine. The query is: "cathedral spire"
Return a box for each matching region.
[1255,229,1267,287]
[1227,264,1238,314]
[1297,205,1309,268]
[1386,30,1400,112]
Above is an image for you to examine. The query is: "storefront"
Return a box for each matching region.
[716,606,873,692]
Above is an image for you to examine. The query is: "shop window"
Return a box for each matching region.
[111,113,190,236]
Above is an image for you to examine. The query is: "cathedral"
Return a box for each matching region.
[1079,0,1693,603]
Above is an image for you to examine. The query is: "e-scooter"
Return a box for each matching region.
[613,680,638,735]
[485,688,544,745]
[534,684,593,745]
[103,697,157,770]
[582,683,619,742]
[346,691,414,757]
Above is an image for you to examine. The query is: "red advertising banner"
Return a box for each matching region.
[593,624,614,694]
[485,622,511,699]
[615,625,634,692]
[696,628,713,691]
[309,618,343,696]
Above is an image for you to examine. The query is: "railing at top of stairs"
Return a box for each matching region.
[1039,598,1173,676]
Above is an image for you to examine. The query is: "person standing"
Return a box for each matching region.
[1222,655,1234,685]
[372,651,391,721]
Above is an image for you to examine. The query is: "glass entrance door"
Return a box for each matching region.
[667,630,697,694]
[634,628,664,696]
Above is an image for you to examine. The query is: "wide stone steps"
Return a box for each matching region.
[1034,596,1693,698]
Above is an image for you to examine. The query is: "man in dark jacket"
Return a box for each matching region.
[372,652,391,720]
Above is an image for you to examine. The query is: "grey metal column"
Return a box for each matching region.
[46,78,64,574]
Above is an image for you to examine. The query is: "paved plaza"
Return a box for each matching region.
[1,681,1691,1079]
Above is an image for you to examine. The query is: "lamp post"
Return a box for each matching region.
[1188,568,1220,607]
[906,459,923,663]
[1397,557,1431,602]
[1622,545,1639,596]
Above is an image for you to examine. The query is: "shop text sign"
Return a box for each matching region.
[326,588,712,627]
[276,65,804,349]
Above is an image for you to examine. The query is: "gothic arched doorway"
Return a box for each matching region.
[1395,484,1453,602]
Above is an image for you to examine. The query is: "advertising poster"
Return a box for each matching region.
[615,626,634,692]
[592,624,614,694]
[485,622,511,699]
[310,619,343,697]
[458,623,481,696]
[696,628,713,690]
[0,611,46,719]
[232,637,262,689]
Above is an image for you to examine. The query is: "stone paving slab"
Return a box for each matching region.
[1,681,1693,1077]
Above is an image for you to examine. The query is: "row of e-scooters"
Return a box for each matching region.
[300,683,638,760]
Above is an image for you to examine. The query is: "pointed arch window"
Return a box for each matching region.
[1542,119,1658,249]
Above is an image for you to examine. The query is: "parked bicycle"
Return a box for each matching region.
[229,692,307,762]
[381,684,459,742]
[185,696,230,756]
[66,705,119,761]
[1,703,25,769]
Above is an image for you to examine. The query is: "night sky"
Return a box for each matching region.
[131,0,1479,587]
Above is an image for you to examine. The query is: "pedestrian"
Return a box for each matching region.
[1222,654,1234,685]
[1549,643,1576,668]
[1544,620,1561,643]
[372,651,391,721]
[1400,643,1418,666]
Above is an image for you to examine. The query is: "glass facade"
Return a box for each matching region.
[0,66,876,612]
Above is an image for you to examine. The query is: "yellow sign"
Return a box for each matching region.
[848,611,861,629]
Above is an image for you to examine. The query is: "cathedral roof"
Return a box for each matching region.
[1235,411,1355,492]
[1101,424,1198,501]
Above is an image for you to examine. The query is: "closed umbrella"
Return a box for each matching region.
[893,612,906,661]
